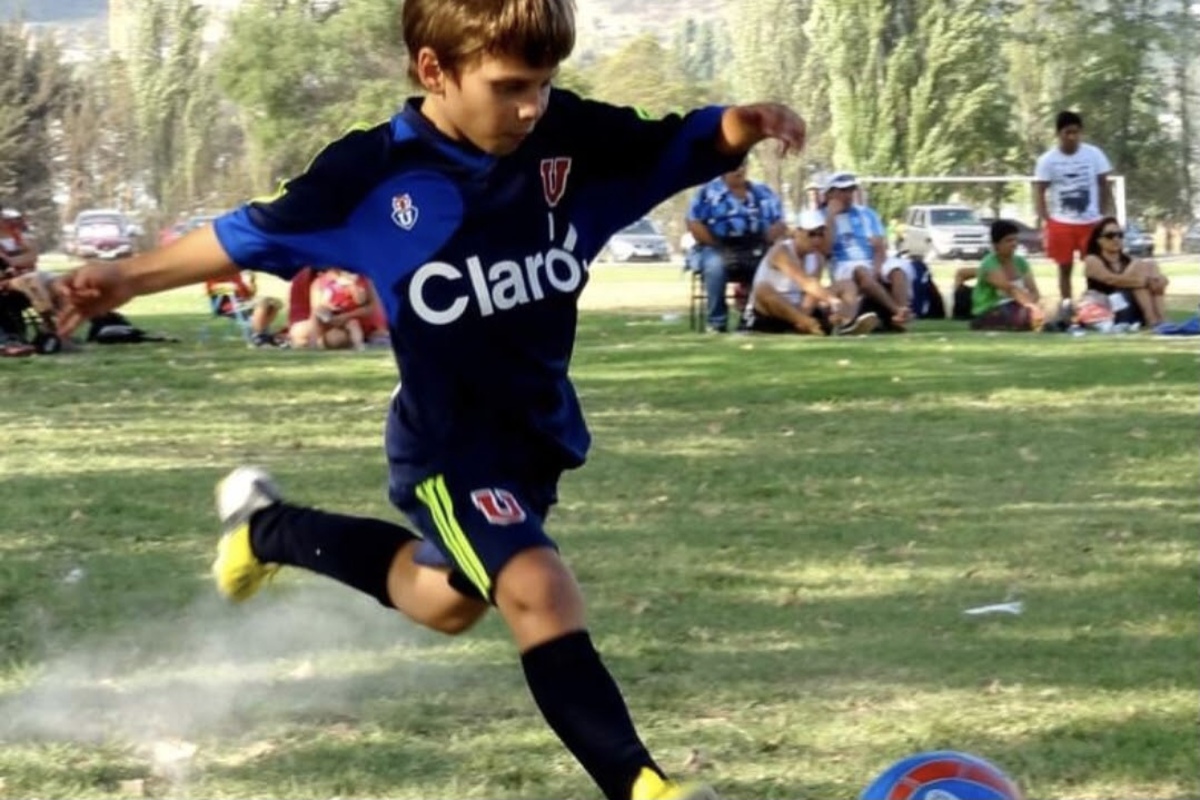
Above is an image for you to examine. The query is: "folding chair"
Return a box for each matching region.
[686,244,760,332]
[205,277,257,344]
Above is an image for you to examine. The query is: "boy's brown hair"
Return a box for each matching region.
[402,0,576,83]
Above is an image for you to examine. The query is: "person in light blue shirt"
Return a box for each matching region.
[821,171,912,331]
[686,165,787,332]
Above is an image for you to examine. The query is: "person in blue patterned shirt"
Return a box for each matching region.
[686,164,787,332]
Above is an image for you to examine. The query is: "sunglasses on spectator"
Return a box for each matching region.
[806,228,826,237]
[1101,230,1124,240]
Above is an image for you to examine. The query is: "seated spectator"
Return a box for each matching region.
[970,219,1045,331]
[686,164,787,333]
[290,267,386,350]
[1082,216,1168,327]
[1,209,48,356]
[205,270,283,346]
[746,209,879,336]
[820,172,911,331]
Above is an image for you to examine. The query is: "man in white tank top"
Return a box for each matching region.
[745,209,879,335]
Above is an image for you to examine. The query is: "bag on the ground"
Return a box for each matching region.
[909,258,945,319]
[86,311,176,344]
[1075,291,1115,329]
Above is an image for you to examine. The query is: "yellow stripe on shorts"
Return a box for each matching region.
[416,475,492,597]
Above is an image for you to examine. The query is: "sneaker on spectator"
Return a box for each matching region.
[834,312,879,336]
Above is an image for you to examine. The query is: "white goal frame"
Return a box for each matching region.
[847,174,1127,226]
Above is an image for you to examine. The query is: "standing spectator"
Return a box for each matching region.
[686,164,786,333]
[970,219,1045,331]
[1034,110,1113,304]
[821,172,911,331]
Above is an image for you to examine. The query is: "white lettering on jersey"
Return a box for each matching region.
[409,224,586,325]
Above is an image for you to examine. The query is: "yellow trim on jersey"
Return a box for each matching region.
[250,120,382,205]
[416,475,493,596]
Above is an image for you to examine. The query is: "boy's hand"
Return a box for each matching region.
[53,261,138,336]
[720,103,807,157]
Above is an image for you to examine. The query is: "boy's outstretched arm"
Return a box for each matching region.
[54,226,238,335]
[718,103,807,157]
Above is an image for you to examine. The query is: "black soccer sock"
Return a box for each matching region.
[248,502,417,608]
[521,630,663,800]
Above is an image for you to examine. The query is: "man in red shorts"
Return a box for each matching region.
[1034,110,1113,305]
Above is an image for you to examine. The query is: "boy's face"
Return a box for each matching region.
[421,49,556,156]
[1057,124,1083,154]
[995,233,1020,258]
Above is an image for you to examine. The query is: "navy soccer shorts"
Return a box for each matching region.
[396,468,559,602]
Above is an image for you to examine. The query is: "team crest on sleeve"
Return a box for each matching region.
[539,157,572,208]
[391,193,419,230]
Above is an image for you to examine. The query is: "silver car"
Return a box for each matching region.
[599,218,671,263]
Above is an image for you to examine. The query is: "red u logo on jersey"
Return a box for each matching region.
[539,157,572,208]
[470,488,528,526]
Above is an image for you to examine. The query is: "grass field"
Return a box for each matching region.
[1,272,1198,800]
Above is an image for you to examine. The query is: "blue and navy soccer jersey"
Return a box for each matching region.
[213,89,740,501]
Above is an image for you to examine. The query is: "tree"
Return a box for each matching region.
[0,22,73,244]
[804,0,1018,218]
[587,33,710,115]
[126,0,210,210]
[216,0,406,190]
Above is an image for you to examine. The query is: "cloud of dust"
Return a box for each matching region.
[0,580,433,749]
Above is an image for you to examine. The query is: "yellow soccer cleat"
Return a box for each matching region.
[211,521,279,602]
[211,467,283,602]
[631,768,720,800]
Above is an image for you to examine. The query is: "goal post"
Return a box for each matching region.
[802,175,1127,226]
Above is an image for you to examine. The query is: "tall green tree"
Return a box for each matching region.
[126,0,211,211]
[727,0,815,207]
[0,22,73,243]
[216,0,405,190]
[804,0,1017,217]
[588,33,713,115]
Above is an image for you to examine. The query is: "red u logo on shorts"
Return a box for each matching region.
[470,488,527,526]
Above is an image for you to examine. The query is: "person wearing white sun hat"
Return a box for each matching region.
[744,207,879,335]
[819,171,912,331]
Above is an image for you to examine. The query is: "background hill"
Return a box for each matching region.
[0,0,105,23]
[0,0,726,49]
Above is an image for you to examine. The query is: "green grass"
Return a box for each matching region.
[1,290,1198,800]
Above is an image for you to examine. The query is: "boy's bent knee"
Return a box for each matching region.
[495,547,586,649]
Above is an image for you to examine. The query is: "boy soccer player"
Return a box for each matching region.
[55,1,806,798]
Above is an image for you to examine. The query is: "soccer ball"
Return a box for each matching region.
[860,750,1024,800]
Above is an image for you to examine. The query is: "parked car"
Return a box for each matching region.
[1124,222,1154,257]
[599,218,671,262]
[980,217,1043,256]
[1183,222,1200,254]
[159,213,219,248]
[902,204,990,260]
[73,209,137,260]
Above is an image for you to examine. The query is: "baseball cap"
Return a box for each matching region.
[797,208,826,231]
[824,172,858,191]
